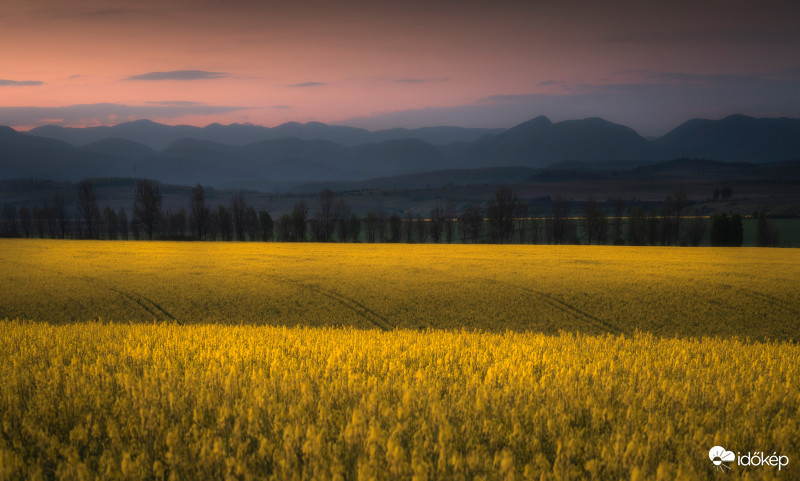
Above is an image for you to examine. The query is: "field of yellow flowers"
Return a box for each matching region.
[1,239,799,480]
[1,239,798,337]
[2,323,799,480]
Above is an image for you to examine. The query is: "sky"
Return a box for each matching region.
[1,0,799,136]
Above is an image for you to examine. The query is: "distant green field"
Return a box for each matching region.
[742,218,800,247]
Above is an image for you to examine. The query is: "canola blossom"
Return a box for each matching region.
[1,323,799,480]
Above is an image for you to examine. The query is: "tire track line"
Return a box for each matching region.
[2,257,177,322]
[531,290,625,335]
[736,287,799,317]
[107,287,178,322]
[472,276,625,335]
[289,280,393,331]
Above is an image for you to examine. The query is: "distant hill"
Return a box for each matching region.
[655,115,800,162]
[78,138,158,162]
[0,126,123,180]
[28,119,503,149]
[371,126,505,145]
[239,138,349,165]
[346,139,448,173]
[456,116,675,167]
[30,120,201,150]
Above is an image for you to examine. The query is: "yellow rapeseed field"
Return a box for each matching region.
[1,239,798,337]
[1,239,799,480]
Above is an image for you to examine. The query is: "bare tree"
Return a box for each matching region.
[549,195,570,244]
[73,217,83,239]
[644,208,658,245]
[458,206,483,243]
[245,206,259,241]
[160,210,172,238]
[486,185,517,243]
[611,198,625,245]
[118,208,129,240]
[276,214,292,242]
[217,205,233,241]
[376,208,388,242]
[103,205,118,240]
[18,206,31,238]
[627,205,647,246]
[53,194,67,238]
[291,202,308,241]
[348,214,361,242]
[316,188,336,242]
[403,210,415,243]
[660,195,673,245]
[415,212,427,243]
[333,199,349,242]
[443,202,456,244]
[529,210,541,244]
[389,214,402,242]
[173,208,188,238]
[364,212,378,242]
[134,179,162,240]
[515,201,529,244]
[686,216,708,247]
[130,218,140,240]
[581,198,608,245]
[44,202,56,238]
[190,184,211,240]
[259,211,273,241]
[429,204,444,243]
[673,188,687,246]
[78,180,101,239]
[231,191,247,241]
[33,206,46,238]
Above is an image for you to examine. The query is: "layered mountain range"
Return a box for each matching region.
[2,115,799,187]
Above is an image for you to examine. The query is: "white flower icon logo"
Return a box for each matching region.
[709,446,735,471]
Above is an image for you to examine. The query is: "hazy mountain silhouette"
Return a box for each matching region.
[457,116,674,167]
[346,139,447,172]
[5,114,800,187]
[28,119,502,149]
[30,120,201,150]
[0,126,122,180]
[79,138,158,162]
[259,158,359,182]
[655,115,800,162]
[239,138,349,164]
[371,126,505,145]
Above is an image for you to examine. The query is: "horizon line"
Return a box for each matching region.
[4,112,790,137]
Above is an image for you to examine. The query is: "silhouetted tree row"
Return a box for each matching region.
[1,181,781,246]
[755,211,780,247]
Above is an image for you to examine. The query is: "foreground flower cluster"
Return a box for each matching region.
[1,322,798,480]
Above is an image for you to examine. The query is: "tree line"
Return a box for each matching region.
[0,180,781,247]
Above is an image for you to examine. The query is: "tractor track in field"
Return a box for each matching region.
[3,256,180,323]
[106,287,178,323]
[290,280,393,331]
[75,273,178,322]
[472,276,625,335]
[736,286,800,318]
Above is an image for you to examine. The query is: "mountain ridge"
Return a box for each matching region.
[3,114,799,188]
[27,120,505,149]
